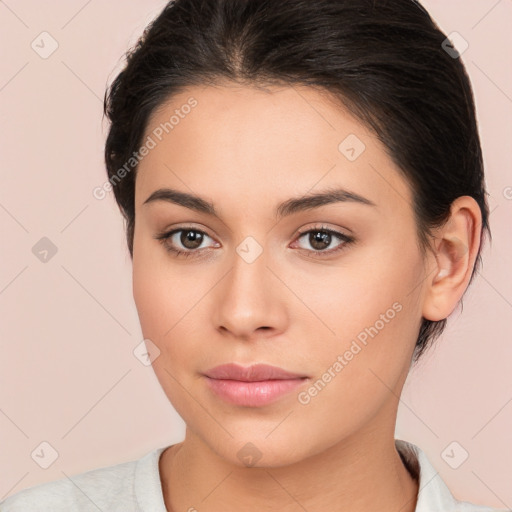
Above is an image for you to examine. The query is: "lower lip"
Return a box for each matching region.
[204,376,308,407]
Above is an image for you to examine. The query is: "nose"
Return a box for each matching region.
[212,244,288,341]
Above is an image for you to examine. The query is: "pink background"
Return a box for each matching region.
[1,0,511,507]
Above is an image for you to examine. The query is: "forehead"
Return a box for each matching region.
[136,83,413,218]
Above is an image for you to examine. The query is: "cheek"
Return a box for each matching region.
[288,280,421,452]
[133,230,191,331]
[285,239,423,348]
[133,264,199,346]
[132,251,209,419]
[287,243,424,404]
[132,241,216,372]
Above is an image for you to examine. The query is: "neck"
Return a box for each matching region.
[159,426,419,512]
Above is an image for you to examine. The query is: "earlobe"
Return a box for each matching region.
[422,196,482,322]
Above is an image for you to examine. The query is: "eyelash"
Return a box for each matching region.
[154,224,355,260]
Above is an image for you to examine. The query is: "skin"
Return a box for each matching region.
[131,82,482,512]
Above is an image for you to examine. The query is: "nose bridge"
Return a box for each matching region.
[214,234,282,335]
[227,235,270,306]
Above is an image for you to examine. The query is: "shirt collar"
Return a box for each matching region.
[137,440,475,512]
[395,438,461,511]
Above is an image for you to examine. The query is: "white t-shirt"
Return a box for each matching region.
[0,439,507,511]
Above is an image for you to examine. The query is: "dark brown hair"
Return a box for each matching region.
[103,0,490,362]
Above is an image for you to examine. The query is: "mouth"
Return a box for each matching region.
[204,362,308,381]
[203,363,310,407]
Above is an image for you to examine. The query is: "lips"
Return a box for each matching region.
[204,363,308,381]
[203,363,309,407]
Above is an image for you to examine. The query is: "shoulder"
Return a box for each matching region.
[395,439,509,512]
[0,448,162,512]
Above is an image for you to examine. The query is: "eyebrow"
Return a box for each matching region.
[143,186,376,219]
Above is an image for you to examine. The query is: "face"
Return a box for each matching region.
[132,83,428,467]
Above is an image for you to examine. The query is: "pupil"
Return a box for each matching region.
[182,230,202,249]
[311,231,330,250]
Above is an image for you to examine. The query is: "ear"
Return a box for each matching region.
[422,196,482,322]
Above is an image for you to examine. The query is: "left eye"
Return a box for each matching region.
[292,226,354,256]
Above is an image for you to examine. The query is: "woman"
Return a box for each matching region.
[1,0,507,510]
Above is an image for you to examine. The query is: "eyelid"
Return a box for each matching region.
[157,222,215,239]
[291,222,352,239]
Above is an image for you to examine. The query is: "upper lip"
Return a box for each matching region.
[204,363,308,381]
